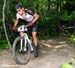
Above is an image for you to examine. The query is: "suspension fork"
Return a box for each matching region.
[24,34,27,51]
[19,32,25,51]
[24,33,34,51]
[19,38,23,51]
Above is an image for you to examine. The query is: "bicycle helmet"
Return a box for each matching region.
[16,3,23,10]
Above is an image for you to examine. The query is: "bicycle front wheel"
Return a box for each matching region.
[12,36,31,65]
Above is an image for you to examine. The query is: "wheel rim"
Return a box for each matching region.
[13,37,31,65]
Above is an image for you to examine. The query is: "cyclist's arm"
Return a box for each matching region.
[14,19,19,27]
[31,13,39,24]
[12,19,19,30]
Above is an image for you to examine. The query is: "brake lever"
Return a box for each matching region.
[25,25,28,28]
[24,25,28,31]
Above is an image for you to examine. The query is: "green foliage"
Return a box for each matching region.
[60,11,73,22]
[61,63,73,68]
[72,11,75,19]
[68,35,75,44]
[0,38,9,50]
[0,0,75,49]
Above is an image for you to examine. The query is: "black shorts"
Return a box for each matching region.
[28,22,37,32]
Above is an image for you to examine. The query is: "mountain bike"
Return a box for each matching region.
[12,25,34,65]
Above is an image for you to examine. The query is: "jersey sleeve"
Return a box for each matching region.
[16,13,20,19]
[16,13,24,20]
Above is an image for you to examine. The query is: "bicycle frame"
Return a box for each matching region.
[12,25,34,65]
[18,25,34,52]
[24,33,34,51]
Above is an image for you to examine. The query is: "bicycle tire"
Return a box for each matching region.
[12,36,31,65]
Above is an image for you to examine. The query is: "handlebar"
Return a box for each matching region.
[17,25,28,32]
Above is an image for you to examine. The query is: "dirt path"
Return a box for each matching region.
[0,38,75,68]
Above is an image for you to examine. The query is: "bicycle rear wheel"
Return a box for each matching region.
[12,36,31,65]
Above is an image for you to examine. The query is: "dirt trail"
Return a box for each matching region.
[0,38,75,68]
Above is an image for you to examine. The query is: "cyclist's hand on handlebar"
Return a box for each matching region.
[28,22,33,27]
[25,25,28,28]
[12,26,16,31]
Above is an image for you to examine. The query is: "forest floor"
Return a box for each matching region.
[0,37,75,68]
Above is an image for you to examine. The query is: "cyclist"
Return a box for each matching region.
[12,3,39,57]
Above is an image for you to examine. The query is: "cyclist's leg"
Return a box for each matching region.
[32,32,38,46]
[32,23,38,45]
[32,23,39,57]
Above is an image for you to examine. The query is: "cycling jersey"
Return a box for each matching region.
[16,9,37,32]
[16,9,35,22]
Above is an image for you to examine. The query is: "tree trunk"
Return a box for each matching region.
[2,0,11,50]
[57,0,61,33]
[47,0,51,15]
